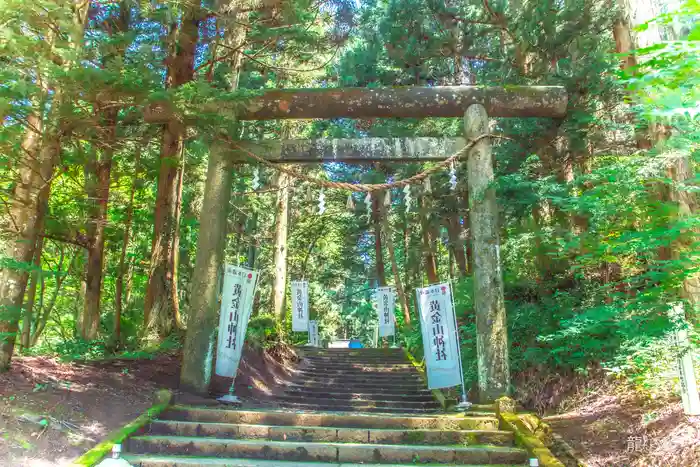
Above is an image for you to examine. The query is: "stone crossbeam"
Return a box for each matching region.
[235,137,466,163]
[146,86,567,123]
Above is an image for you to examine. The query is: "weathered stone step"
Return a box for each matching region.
[283,388,435,402]
[161,406,499,430]
[147,420,514,446]
[292,375,423,384]
[293,370,423,381]
[302,354,409,361]
[302,365,418,374]
[297,366,420,377]
[287,382,428,393]
[277,395,438,410]
[286,383,430,395]
[301,357,409,364]
[277,402,440,414]
[297,347,406,358]
[124,454,527,467]
[302,361,410,368]
[127,436,527,464]
[299,354,408,362]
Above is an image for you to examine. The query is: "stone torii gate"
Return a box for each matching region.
[177,85,568,403]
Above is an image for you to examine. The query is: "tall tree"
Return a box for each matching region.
[271,171,291,323]
[81,1,131,340]
[144,3,202,337]
[0,0,90,369]
[372,192,387,286]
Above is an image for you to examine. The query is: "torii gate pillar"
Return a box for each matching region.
[465,105,509,402]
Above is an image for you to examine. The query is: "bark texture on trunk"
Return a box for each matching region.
[82,3,131,341]
[271,172,290,323]
[82,109,117,340]
[114,143,143,345]
[380,204,411,325]
[0,0,89,366]
[668,156,700,324]
[419,199,439,284]
[20,233,44,350]
[447,213,468,277]
[180,0,247,393]
[465,104,510,402]
[179,146,233,394]
[373,193,387,287]
[145,7,200,337]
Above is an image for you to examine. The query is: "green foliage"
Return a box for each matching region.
[247,314,279,349]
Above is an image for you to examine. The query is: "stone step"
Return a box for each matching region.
[302,361,410,368]
[296,368,421,377]
[277,395,438,410]
[302,354,410,361]
[276,395,440,410]
[283,388,435,402]
[161,406,500,430]
[287,382,429,393]
[127,436,527,465]
[276,402,440,414]
[301,357,410,364]
[292,370,423,382]
[302,365,418,374]
[292,374,424,383]
[299,349,406,355]
[147,420,515,446]
[287,382,432,395]
[299,355,408,362]
[301,357,415,368]
[124,454,527,467]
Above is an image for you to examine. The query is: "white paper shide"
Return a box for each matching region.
[376,287,396,337]
[291,280,309,332]
[215,265,259,377]
[416,282,461,389]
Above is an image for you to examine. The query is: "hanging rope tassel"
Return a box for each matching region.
[252,167,261,190]
[423,177,431,194]
[346,193,355,211]
[383,190,391,207]
[449,162,458,191]
[364,193,372,217]
[318,189,326,215]
[403,185,412,213]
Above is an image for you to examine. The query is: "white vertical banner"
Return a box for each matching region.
[670,304,700,415]
[376,287,396,337]
[416,282,461,389]
[308,320,320,347]
[215,265,259,377]
[291,280,309,332]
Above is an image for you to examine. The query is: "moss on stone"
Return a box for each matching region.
[498,411,565,467]
[70,389,172,466]
[404,430,427,444]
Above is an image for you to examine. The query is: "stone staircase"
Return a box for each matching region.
[278,347,442,413]
[122,347,530,466]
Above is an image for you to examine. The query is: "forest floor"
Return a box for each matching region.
[0,346,296,467]
[1,351,697,467]
[538,378,700,467]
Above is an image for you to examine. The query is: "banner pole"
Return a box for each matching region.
[448,282,471,410]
